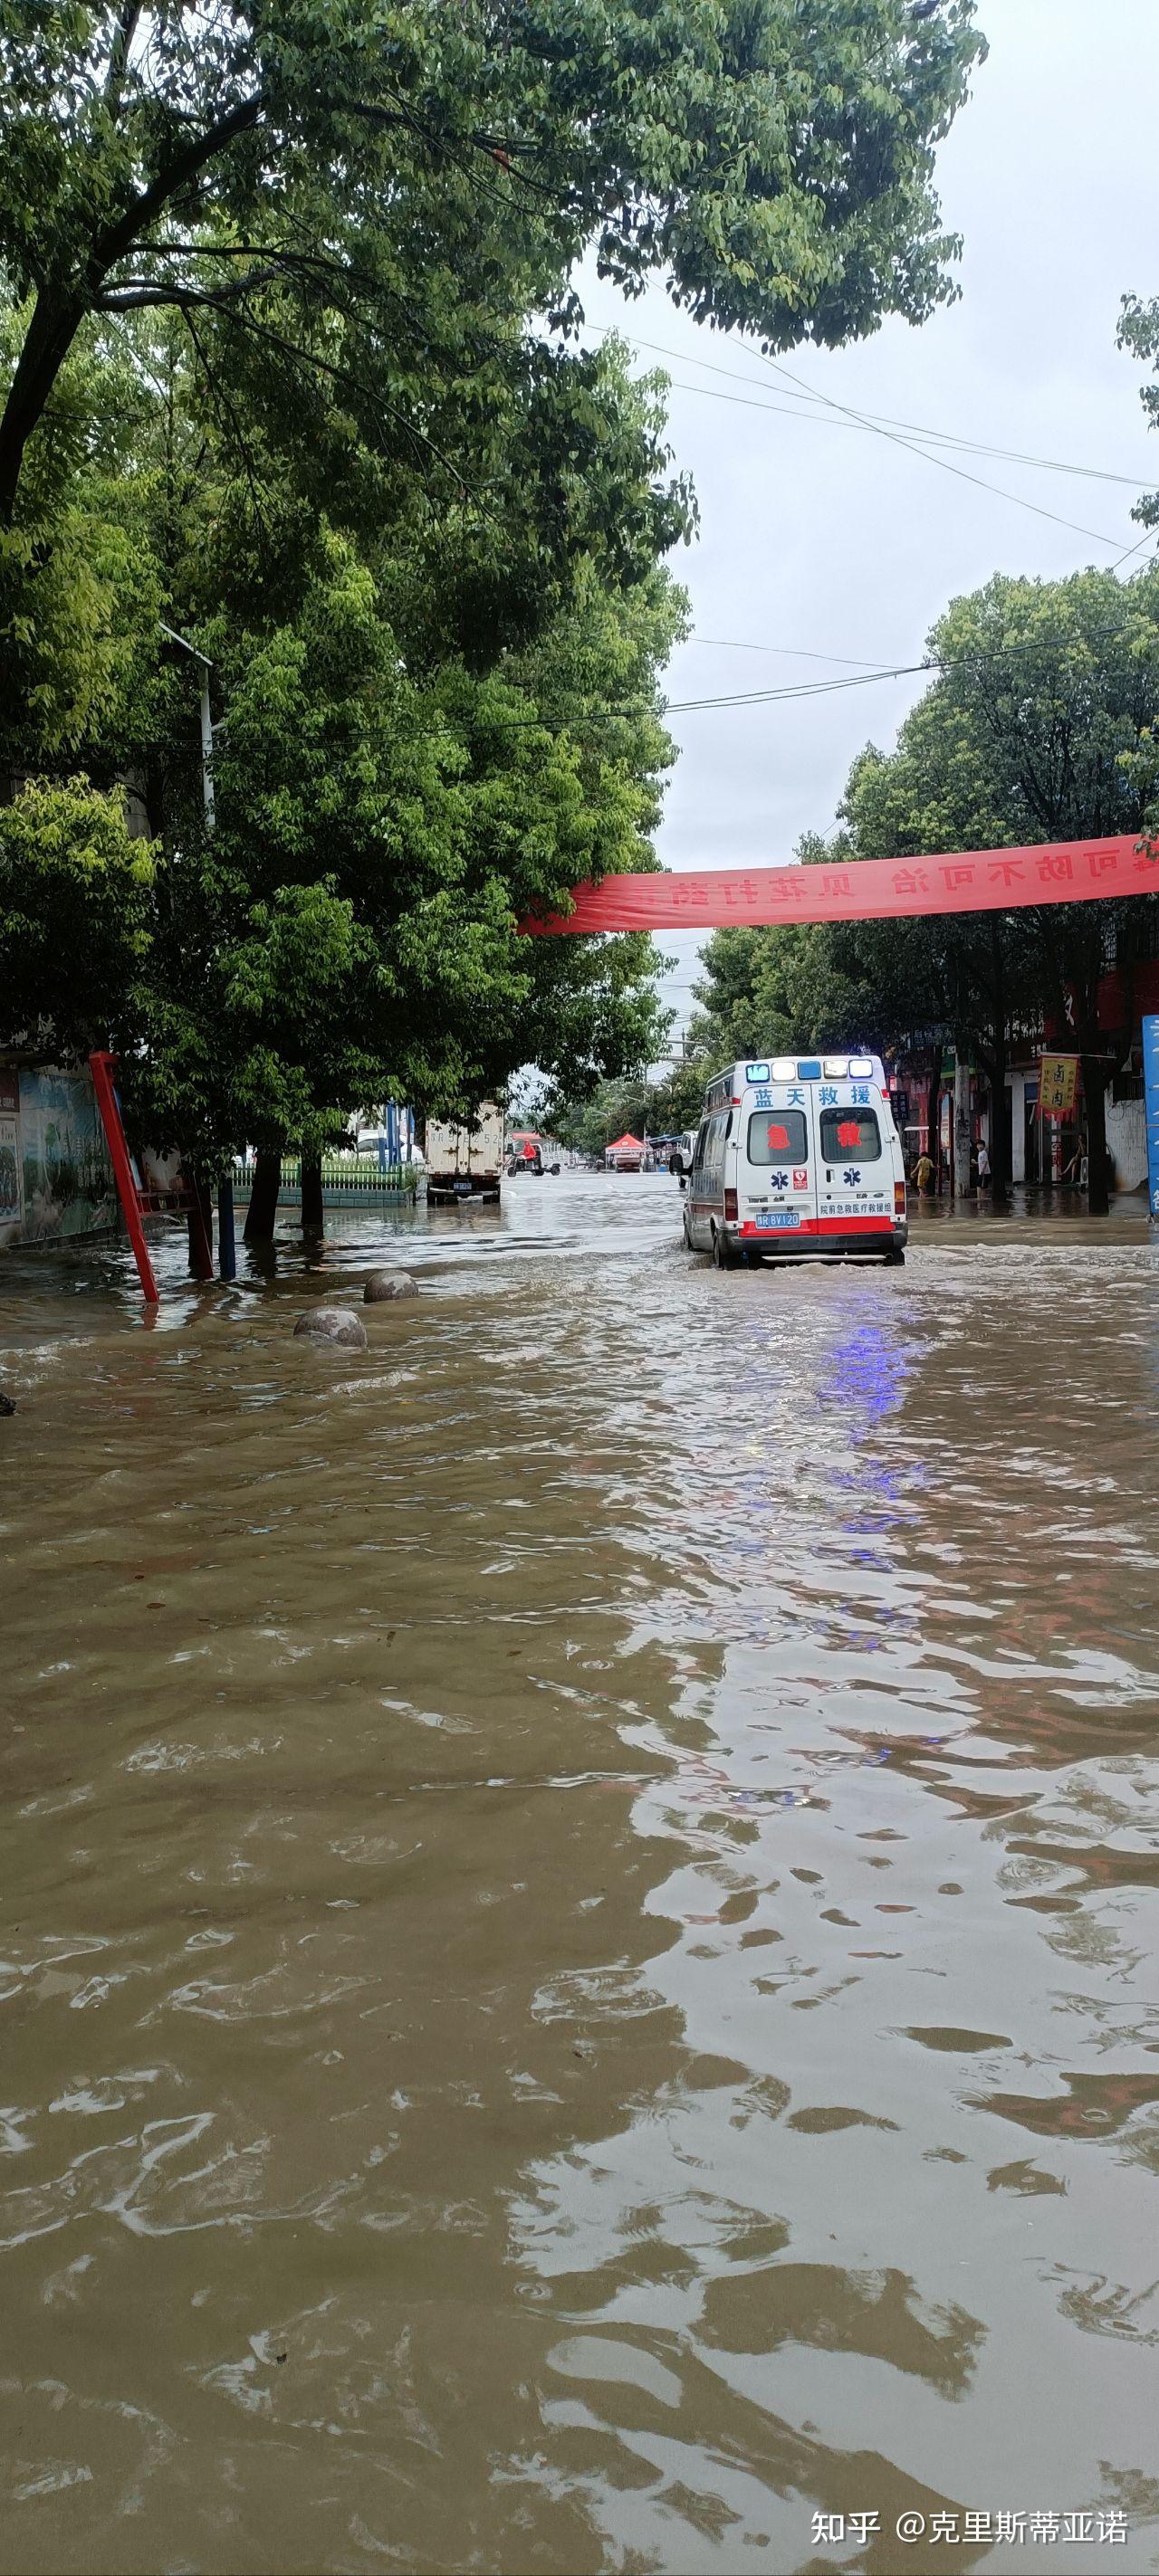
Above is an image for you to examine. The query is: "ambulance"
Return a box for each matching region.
[681,1054,906,1267]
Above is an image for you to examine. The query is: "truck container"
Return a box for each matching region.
[425,1103,503,1205]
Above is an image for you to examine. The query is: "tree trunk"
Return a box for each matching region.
[187,1175,214,1278]
[1082,1045,1110,1216]
[953,1056,972,1196]
[244,1140,283,1241]
[301,1149,324,1235]
[0,288,83,526]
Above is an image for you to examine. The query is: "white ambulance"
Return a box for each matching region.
[681,1054,907,1268]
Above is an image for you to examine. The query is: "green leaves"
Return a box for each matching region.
[0,775,154,1054]
[1118,293,1159,531]
[1,0,986,1163]
[1,0,983,530]
[687,565,1159,1091]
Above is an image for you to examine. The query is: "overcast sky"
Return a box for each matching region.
[578,0,1159,1047]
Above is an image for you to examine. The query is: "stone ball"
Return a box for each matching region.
[363,1270,419,1302]
[292,1305,368,1349]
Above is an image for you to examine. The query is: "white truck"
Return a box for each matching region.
[425,1103,503,1205]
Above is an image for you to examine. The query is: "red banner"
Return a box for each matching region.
[522,833,1159,935]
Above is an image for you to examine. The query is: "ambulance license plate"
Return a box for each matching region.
[757,1210,800,1229]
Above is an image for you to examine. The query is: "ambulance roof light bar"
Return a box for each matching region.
[752,1054,877,1083]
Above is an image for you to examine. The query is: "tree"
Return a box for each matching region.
[547,1051,714,1155]
[1119,293,1159,548]
[0,1,985,530]
[0,1,989,1223]
[112,329,689,1218]
[690,569,1159,1213]
[0,775,154,1054]
[851,570,1159,1211]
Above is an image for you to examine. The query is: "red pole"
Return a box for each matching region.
[88,1050,159,1305]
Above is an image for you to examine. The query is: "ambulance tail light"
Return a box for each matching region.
[895,1182,906,1215]
[724,1188,738,1222]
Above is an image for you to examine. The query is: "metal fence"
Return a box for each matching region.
[231,1156,422,1207]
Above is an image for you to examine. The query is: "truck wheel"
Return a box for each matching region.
[713,1227,739,1271]
[884,1245,906,1266]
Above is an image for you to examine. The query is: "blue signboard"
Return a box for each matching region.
[1145,1016,1159,1220]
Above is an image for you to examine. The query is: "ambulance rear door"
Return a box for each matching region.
[814,1073,893,1240]
[739,1073,819,1245]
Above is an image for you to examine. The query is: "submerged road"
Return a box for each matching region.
[2,1171,1159,2573]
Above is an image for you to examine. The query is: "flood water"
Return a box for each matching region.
[3,1171,1159,2575]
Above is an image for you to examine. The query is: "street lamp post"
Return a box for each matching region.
[160,623,233,1274]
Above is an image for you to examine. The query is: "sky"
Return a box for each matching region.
[577,0,1159,1053]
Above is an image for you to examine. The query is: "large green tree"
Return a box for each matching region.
[101,321,691,1221]
[0,1,988,1236]
[689,569,1159,1213]
[0,0,985,529]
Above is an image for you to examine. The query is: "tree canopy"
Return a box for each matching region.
[0,774,154,1056]
[0,1,989,1208]
[0,0,985,524]
[686,567,1159,1211]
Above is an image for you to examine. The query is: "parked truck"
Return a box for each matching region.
[425,1103,503,1205]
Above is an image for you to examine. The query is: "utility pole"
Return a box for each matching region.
[160,624,232,1273]
[159,623,215,827]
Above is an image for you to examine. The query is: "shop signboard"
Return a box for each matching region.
[1038,1053,1079,1117]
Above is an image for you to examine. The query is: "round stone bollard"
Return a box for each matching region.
[363,1270,419,1303]
[292,1305,368,1349]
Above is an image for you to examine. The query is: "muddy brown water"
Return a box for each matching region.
[2,1171,1159,2575]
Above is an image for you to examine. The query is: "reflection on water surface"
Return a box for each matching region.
[2,1173,1159,2573]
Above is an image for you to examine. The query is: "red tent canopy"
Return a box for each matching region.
[606,1133,644,1151]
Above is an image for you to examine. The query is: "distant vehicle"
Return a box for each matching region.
[426,1103,503,1205]
[680,1054,907,1267]
[357,1128,425,1168]
[507,1131,543,1175]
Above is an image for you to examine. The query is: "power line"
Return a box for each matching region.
[683,612,1159,683]
[593,321,1154,495]
[668,665,917,714]
[689,635,905,669]
[413,615,1159,737]
[750,343,1135,555]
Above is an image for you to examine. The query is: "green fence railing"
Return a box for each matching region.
[231,1156,422,1207]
